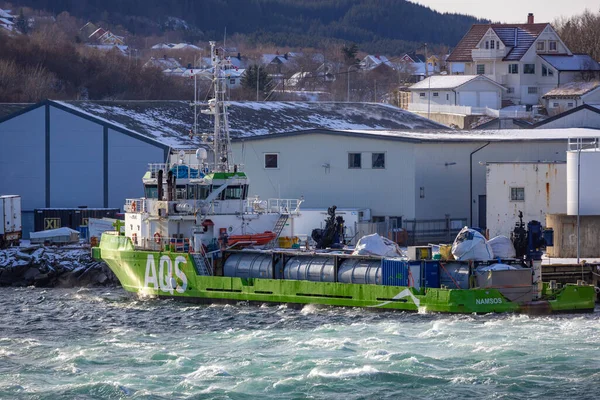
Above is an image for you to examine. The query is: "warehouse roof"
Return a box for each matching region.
[0,103,31,119]
[0,100,447,148]
[235,127,600,143]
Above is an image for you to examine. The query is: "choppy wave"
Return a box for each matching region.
[0,287,599,399]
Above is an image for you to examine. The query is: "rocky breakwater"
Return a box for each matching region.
[0,245,118,287]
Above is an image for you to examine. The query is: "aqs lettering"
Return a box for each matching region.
[144,254,188,294]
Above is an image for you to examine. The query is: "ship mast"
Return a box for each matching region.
[208,41,233,173]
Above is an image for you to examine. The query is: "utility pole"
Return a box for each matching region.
[424,43,429,78]
[256,65,260,101]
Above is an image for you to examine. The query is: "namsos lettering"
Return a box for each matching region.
[475,297,503,305]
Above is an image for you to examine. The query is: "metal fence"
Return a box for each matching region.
[402,216,467,245]
[356,216,467,246]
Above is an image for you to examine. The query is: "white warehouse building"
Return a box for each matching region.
[232,128,600,236]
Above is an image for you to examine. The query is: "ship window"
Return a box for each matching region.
[348,153,361,168]
[264,153,278,169]
[372,153,385,169]
[176,185,186,200]
[144,185,158,199]
[188,184,209,200]
[224,185,244,200]
[510,187,525,201]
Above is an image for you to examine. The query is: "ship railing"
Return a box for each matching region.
[125,198,146,213]
[267,198,303,215]
[134,236,193,253]
[147,163,209,179]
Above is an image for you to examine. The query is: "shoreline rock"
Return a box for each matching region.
[0,245,119,287]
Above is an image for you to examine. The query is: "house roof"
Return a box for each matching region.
[0,100,445,148]
[532,103,600,128]
[539,54,600,71]
[0,9,13,19]
[447,23,548,62]
[542,81,600,98]
[144,57,182,69]
[171,43,201,50]
[408,75,506,90]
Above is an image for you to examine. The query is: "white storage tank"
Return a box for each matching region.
[566,149,600,215]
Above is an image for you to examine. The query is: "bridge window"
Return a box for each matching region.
[224,185,244,200]
[145,185,158,199]
[176,185,187,200]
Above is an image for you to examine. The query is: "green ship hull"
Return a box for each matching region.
[94,233,595,314]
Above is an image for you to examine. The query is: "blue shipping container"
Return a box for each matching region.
[381,258,408,286]
[422,261,440,288]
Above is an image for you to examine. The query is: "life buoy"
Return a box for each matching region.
[154,232,161,244]
[131,202,137,212]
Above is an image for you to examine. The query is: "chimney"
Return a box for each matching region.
[527,13,534,24]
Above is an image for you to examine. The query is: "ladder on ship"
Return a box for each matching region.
[267,214,289,248]
[192,251,213,276]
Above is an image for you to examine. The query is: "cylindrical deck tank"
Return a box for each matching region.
[224,253,273,279]
[284,256,335,282]
[338,259,382,284]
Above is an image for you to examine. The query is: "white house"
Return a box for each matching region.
[542,81,600,116]
[485,162,566,238]
[409,75,506,110]
[446,13,600,106]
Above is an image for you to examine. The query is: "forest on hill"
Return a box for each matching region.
[8,0,487,55]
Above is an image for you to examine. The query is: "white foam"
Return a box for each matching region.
[308,365,380,379]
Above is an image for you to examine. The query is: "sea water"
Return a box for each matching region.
[0,287,598,399]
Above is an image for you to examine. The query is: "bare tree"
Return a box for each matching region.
[554,9,600,61]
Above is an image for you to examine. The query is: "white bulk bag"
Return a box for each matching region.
[451,227,494,261]
[352,233,405,258]
[487,235,516,259]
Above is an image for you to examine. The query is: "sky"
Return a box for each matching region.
[411,0,599,24]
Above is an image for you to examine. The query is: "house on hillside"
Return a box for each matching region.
[408,75,506,111]
[144,56,182,70]
[446,13,600,106]
[360,55,394,72]
[400,52,426,64]
[0,9,15,32]
[427,55,441,74]
[542,81,600,116]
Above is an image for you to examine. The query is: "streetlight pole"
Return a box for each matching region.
[347,64,359,102]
